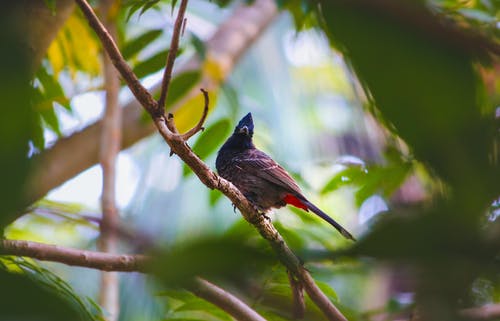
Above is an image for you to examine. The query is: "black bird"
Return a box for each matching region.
[216,113,355,240]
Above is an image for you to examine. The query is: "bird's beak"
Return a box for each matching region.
[238,126,249,135]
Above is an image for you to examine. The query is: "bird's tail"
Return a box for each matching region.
[301,198,356,241]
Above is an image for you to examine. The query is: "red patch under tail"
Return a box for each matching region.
[283,194,309,211]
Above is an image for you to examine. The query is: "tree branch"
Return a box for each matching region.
[288,270,305,319]
[74,1,347,320]
[190,278,267,321]
[460,304,500,320]
[157,0,189,112]
[98,0,121,318]
[0,239,149,272]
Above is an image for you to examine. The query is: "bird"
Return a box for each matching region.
[216,113,355,241]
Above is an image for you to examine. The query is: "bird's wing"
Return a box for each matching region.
[234,149,302,194]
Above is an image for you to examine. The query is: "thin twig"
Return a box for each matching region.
[190,278,267,321]
[157,0,189,113]
[181,88,209,140]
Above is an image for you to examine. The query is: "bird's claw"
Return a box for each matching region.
[262,213,271,222]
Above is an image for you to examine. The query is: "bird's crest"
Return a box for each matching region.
[235,113,254,136]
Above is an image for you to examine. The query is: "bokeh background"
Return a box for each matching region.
[0,0,498,320]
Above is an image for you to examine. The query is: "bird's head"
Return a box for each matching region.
[234,112,254,138]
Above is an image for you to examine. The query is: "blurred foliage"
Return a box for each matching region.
[0,6,37,228]
[151,234,275,287]
[321,146,413,206]
[0,257,104,321]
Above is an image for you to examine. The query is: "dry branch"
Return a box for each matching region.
[98,0,121,319]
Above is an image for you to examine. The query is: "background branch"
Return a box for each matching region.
[0,239,148,272]
[98,0,121,319]
[190,278,267,321]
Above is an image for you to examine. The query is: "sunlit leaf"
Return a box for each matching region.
[47,13,101,77]
[320,166,366,195]
[40,107,62,136]
[133,49,170,79]
[167,70,202,106]
[168,89,217,134]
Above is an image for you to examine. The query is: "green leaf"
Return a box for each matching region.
[190,33,206,60]
[167,70,202,106]
[40,106,62,136]
[125,0,161,21]
[171,0,179,15]
[43,0,57,14]
[36,64,71,112]
[183,118,231,176]
[122,29,163,60]
[32,114,46,150]
[320,166,366,195]
[133,49,170,79]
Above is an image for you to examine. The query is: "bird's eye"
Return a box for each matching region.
[238,126,249,135]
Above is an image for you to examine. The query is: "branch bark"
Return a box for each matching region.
[0,239,148,272]
[98,0,121,319]
[190,278,267,321]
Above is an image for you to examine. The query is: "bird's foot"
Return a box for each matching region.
[232,203,237,213]
[261,213,271,222]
